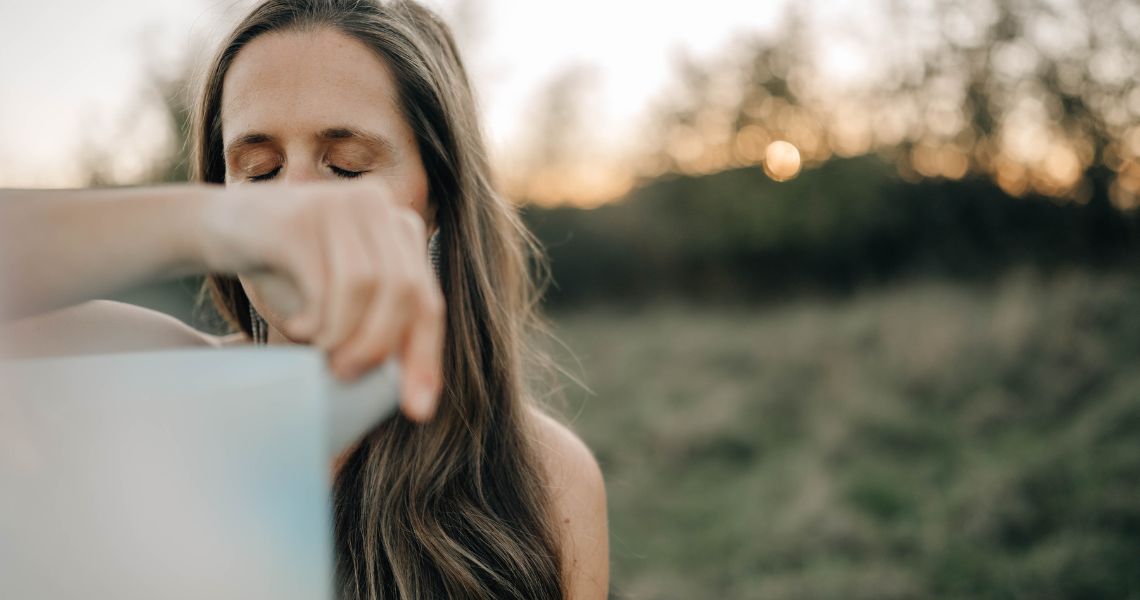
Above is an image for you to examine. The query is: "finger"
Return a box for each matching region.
[399,279,445,422]
[277,197,327,342]
[314,205,378,351]
[279,239,326,342]
[328,209,414,378]
[389,211,443,420]
[332,211,442,421]
[330,280,410,380]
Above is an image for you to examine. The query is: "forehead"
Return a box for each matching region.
[221,27,408,145]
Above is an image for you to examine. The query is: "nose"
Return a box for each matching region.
[277,144,333,185]
[279,161,325,185]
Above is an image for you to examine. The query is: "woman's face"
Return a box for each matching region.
[220,26,432,342]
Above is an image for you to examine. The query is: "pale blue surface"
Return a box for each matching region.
[0,347,399,600]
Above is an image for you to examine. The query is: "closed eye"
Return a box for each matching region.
[331,165,367,179]
[249,166,281,182]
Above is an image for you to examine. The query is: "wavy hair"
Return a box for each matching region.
[190,1,563,597]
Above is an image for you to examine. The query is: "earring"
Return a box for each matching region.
[428,229,441,280]
[248,303,268,345]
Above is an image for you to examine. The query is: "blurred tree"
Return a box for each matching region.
[77,52,194,187]
[527,0,1140,306]
[146,63,195,184]
[643,0,1140,209]
[508,63,601,204]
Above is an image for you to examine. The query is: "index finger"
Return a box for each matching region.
[399,283,445,422]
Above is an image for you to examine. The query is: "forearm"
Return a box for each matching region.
[0,186,214,321]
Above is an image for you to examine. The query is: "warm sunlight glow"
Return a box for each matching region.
[763,140,801,182]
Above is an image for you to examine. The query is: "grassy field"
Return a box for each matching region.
[548,271,1140,599]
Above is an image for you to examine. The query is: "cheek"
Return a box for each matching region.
[411,169,432,225]
[373,164,432,228]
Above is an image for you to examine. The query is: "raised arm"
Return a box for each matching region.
[0,182,443,421]
[0,186,212,321]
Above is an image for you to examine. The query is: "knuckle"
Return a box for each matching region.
[277,245,313,282]
[281,213,319,250]
[284,194,316,226]
[345,347,378,372]
[337,349,367,373]
[345,270,376,295]
[358,337,392,366]
[397,209,425,235]
[389,269,416,296]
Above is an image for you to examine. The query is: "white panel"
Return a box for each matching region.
[0,348,399,600]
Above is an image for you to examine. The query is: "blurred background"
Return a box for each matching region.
[4,0,1140,597]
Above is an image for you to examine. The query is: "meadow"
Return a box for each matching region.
[548,270,1140,599]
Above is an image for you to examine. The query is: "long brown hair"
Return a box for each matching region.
[190,1,563,597]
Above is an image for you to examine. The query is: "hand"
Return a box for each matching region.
[198,180,443,422]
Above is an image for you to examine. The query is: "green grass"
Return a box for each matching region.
[548,271,1140,599]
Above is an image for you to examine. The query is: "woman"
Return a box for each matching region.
[0,1,608,598]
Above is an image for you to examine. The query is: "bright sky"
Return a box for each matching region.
[0,0,804,188]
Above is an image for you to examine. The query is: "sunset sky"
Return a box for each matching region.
[4,1,1129,206]
[0,0,882,193]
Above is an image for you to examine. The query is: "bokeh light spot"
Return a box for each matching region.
[764,140,801,182]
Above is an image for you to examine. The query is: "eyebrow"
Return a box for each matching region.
[223,133,274,160]
[224,127,398,159]
[319,127,397,156]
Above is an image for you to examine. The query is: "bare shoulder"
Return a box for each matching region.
[529,407,605,497]
[0,299,233,359]
[528,406,609,599]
